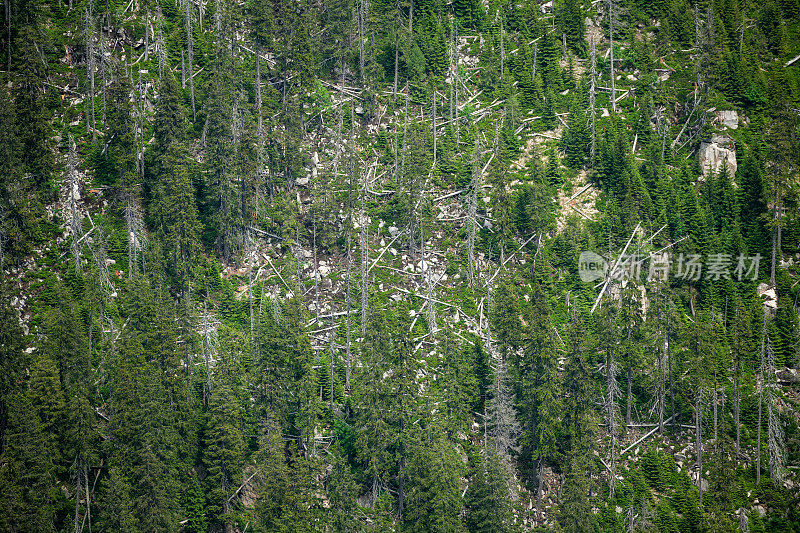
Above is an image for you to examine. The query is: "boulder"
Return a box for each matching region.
[699,134,737,177]
[718,110,738,129]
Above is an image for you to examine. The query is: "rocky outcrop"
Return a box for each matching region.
[699,133,737,177]
[717,109,739,129]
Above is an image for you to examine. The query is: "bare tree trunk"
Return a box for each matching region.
[757,316,765,484]
[537,457,544,521]
[713,370,718,442]
[248,232,254,347]
[669,326,677,436]
[186,4,196,120]
[85,8,96,143]
[626,368,632,426]
[449,22,454,141]
[157,8,166,81]
[739,0,746,52]
[393,0,399,101]
[766,335,785,482]
[467,139,480,290]
[360,162,369,337]
[255,52,262,133]
[432,92,436,165]
[313,220,319,322]
[606,347,619,497]
[345,155,353,395]
[4,0,9,70]
[499,15,504,79]
[358,0,365,83]
[408,0,413,37]
[735,357,741,456]
[589,38,596,164]
[696,386,703,506]
[658,331,667,436]
[144,9,150,63]
[100,16,107,123]
[68,135,83,273]
[608,0,616,112]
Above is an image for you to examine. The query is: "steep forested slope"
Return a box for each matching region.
[1,0,800,531]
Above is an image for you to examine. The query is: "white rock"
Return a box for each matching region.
[718,110,738,129]
[318,265,330,276]
[296,176,310,186]
[757,283,778,311]
[699,134,737,177]
[389,225,399,237]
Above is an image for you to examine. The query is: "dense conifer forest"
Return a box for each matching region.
[1,0,800,531]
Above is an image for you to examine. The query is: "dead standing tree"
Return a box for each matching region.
[605,337,621,497]
[608,0,617,113]
[186,1,196,120]
[589,38,597,164]
[467,139,480,290]
[85,7,96,142]
[67,134,83,273]
[766,335,786,483]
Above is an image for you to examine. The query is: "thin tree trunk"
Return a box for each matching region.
[358,0,365,83]
[606,347,618,497]
[499,15,504,79]
[186,4,196,120]
[735,358,741,456]
[467,139,480,290]
[757,316,765,484]
[360,162,369,337]
[432,91,436,165]
[589,38,596,164]
[393,0,399,101]
[669,326,677,436]
[696,387,703,507]
[608,0,616,112]
[713,370,718,442]
[626,367,632,426]
[313,220,319,322]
